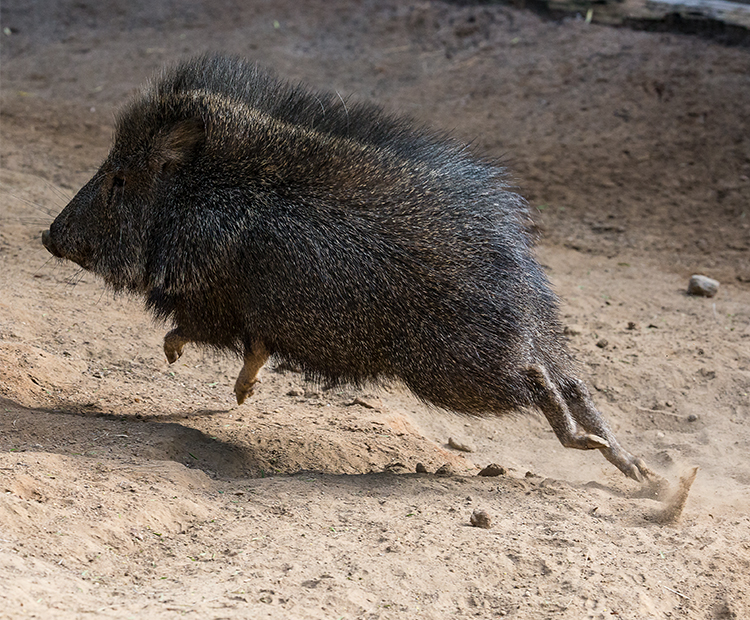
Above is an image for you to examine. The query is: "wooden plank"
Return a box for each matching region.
[645,0,750,28]
[544,0,750,28]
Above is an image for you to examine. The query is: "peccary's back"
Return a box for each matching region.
[156,55,462,167]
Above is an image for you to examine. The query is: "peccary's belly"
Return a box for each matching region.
[259,296,536,412]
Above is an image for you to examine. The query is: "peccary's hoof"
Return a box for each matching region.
[235,388,253,405]
[630,457,663,485]
[163,329,188,364]
[602,449,659,484]
[165,348,180,364]
[565,433,610,450]
[583,434,609,450]
[234,379,259,405]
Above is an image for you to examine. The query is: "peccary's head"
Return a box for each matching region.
[42,91,207,293]
[42,54,360,298]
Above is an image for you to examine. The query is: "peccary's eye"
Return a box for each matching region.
[113,173,126,188]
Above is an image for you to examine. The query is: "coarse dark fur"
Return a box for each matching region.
[43,54,654,481]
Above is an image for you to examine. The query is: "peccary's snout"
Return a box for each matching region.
[41,228,63,258]
[41,213,93,270]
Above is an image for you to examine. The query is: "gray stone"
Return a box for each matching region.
[687,275,719,297]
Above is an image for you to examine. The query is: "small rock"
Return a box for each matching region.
[415,462,428,474]
[384,461,407,472]
[286,388,302,397]
[435,463,454,476]
[470,509,492,529]
[477,463,506,477]
[626,321,637,330]
[348,396,376,408]
[596,338,609,349]
[448,437,475,452]
[687,274,719,297]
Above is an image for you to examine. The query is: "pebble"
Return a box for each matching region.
[349,396,375,409]
[477,463,506,477]
[687,274,719,297]
[448,437,475,452]
[415,462,428,474]
[596,338,609,348]
[470,509,492,529]
[435,463,454,476]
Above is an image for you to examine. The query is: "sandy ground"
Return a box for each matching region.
[1,1,749,618]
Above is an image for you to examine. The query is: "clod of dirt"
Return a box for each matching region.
[687,275,719,297]
[415,462,428,474]
[448,437,475,452]
[348,396,377,409]
[478,463,506,477]
[653,467,699,525]
[435,463,454,476]
[470,509,492,529]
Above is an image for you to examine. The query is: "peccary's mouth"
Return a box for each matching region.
[41,229,64,258]
[42,229,92,269]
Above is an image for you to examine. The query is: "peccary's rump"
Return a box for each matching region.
[43,54,653,481]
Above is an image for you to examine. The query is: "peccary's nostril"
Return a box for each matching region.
[42,229,63,258]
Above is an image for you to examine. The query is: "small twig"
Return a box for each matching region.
[661,585,690,600]
[635,405,689,419]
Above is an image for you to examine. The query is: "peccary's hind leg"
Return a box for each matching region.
[525,365,654,481]
[525,365,610,451]
[562,377,656,482]
[234,340,270,405]
[164,328,190,364]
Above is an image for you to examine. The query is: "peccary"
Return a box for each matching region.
[42,54,653,481]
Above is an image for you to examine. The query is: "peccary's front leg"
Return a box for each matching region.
[164,328,190,364]
[234,340,270,405]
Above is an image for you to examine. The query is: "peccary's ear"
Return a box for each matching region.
[152,117,205,173]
